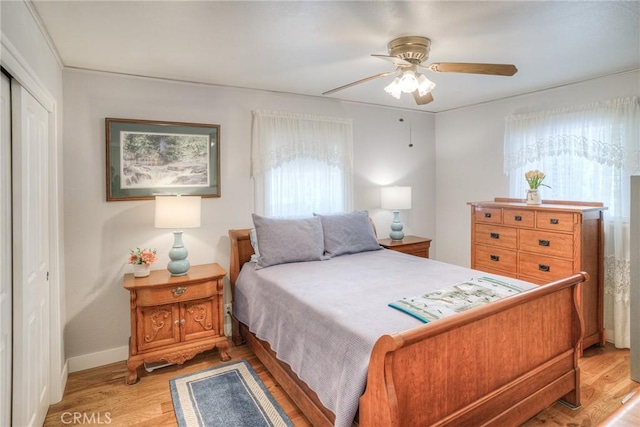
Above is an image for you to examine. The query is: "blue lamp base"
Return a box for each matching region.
[167,230,190,276]
[389,210,405,241]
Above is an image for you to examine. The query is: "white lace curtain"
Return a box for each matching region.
[251,110,354,217]
[504,97,640,348]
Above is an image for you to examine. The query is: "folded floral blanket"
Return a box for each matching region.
[389,276,524,323]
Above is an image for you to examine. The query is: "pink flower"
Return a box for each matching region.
[128,248,157,265]
[140,251,157,265]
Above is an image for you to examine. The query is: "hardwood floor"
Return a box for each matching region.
[45,343,639,427]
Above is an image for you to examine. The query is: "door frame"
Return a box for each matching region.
[1,37,66,403]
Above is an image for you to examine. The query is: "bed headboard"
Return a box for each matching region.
[228,228,254,288]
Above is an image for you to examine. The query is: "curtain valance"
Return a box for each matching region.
[251,110,353,178]
[504,97,640,174]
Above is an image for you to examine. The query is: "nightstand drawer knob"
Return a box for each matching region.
[539,264,551,272]
[538,239,550,247]
[484,212,492,218]
[490,254,500,262]
[550,218,559,224]
[490,232,500,239]
[172,287,187,296]
[514,215,522,221]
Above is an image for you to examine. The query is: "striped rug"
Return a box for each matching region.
[170,360,293,427]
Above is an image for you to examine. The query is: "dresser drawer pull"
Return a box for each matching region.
[514,215,522,221]
[538,239,550,247]
[490,232,500,239]
[484,212,492,218]
[172,287,187,296]
[539,264,551,272]
[490,254,500,262]
[550,218,559,224]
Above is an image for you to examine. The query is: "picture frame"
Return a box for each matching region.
[106,118,220,201]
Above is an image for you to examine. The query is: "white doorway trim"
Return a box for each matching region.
[1,34,67,403]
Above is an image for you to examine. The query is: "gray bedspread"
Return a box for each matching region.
[234,249,535,427]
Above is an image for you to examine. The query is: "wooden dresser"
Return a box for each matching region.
[123,263,230,384]
[468,198,606,351]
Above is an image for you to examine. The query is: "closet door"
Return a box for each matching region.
[12,81,50,427]
[0,73,12,427]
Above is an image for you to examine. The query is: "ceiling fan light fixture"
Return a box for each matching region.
[384,77,402,99]
[417,74,436,96]
[398,70,418,93]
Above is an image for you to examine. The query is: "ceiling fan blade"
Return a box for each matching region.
[413,91,434,105]
[322,69,398,95]
[371,54,413,67]
[427,62,518,76]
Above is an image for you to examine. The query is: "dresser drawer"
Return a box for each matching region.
[475,224,517,249]
[519,253,574,282]
[519,229,573,258]
[474,245,517,273]
[503,209,535,228]
[536,211,575,232]
[136,280,217,306]
[474,207,502,224]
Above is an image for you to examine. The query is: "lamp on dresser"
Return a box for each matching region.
[154,195,201,276]
[381,186,412,241]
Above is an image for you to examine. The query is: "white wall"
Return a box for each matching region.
[62,69,436,368]
[1,0,66,401]
[435,71,640,267]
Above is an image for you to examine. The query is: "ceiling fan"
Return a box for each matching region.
[322,36,518,105]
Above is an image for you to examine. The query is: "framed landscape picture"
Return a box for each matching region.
[106,118,220,201]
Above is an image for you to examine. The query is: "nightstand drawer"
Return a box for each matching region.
[475,224,517,249]
[474,245,517,273]
[391,242,429,258]
[136,281,216,306]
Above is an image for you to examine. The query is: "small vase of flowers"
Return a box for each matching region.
[128,248,157,278]
[525,170,550,205]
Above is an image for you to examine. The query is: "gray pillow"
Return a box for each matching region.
[252,214,326,269]
[315,211,381,257]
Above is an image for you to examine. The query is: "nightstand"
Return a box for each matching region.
[123,263,230,384]
[378,235,432,258]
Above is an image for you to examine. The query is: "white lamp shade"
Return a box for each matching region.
[154,196,202,229]
[381,186,412,210]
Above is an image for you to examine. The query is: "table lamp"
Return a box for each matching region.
[381,186,412,241]
[154,195,201,276]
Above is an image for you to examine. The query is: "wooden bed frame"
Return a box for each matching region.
[229,228,587,426]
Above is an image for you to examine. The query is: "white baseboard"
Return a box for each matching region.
[67,346,128,373]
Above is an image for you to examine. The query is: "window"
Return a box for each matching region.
[251,110,353,217]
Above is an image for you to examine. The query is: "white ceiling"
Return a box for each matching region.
[33,1,640,112]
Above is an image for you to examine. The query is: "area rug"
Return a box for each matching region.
[170,360,293,427]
